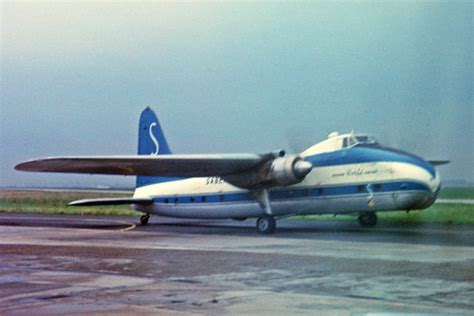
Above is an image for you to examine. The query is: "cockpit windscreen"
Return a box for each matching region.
[343,135,378,148]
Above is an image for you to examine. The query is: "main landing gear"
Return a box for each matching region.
[255,189,276,234]
[358,212,377,227]
[256,215,276,234]
[140,214,150,225]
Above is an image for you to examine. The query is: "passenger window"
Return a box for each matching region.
[302,189,309,197]
[164,198,168,203]
[220,195,224,202]
[190,197,195,202]
[357,185,364,193]
[374,184,382,191]
[201,196,206,202]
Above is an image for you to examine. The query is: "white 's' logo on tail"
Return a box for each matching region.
[149,122,159,155]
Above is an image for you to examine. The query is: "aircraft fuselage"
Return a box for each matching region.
[133,144,440,219]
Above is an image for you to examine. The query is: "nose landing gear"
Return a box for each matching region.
[140,214,150,225]
[256,216,276,234]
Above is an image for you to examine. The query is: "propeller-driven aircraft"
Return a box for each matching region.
[16,107,448,234]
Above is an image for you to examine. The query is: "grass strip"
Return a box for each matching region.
[0,190,141,216]
[438,187,474,199]
[1,189,473,225]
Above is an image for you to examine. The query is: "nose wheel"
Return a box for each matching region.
[358,212,377,227]
[140,214,150,225]
[256,216,276,234]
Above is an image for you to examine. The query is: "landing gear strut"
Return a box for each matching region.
[140,214,150,225]
[255,188,276,234]
[256,216,276,234]
[358,212,377,227]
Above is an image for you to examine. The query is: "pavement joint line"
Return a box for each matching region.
[0,215,137,232]
[118,222,136,232]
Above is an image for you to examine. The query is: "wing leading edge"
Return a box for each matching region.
[15,154,269,178]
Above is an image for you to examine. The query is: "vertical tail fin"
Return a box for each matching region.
[136,107,175,187]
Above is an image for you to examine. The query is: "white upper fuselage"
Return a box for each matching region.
[133,132,441,219]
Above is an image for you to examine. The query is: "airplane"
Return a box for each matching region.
[15,107,449,234]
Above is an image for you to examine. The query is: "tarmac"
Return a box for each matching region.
[1,213,474,315]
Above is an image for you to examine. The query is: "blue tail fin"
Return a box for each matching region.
[136,107,176,187]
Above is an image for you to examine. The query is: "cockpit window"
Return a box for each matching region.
[355,136,368,143]
[342,138,348,148]
[348,137,357,147]
[354,135,377,145]
[343,135,378,148]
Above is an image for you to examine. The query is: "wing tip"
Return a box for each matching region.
[15,161,34,171]
[15,159,50,172]
[428,160,451,166]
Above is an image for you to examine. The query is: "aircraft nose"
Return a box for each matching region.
[294,160,313,178]
[393,154,442,209]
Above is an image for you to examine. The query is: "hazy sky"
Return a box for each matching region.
[1,1,472,187]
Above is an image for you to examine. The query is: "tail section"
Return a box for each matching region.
[138,107,171,156]
[136,107,175,187]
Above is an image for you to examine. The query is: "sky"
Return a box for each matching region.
[1,1,472,188]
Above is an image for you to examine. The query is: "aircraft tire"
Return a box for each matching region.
[140,214,150,225]
[256,216,276,234]
[358,212,377,227]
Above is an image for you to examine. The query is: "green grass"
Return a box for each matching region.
[379,203,474,224]
[0,190,141,216]
[438,187,474,199]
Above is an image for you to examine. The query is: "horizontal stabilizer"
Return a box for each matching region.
[428,160,450,166]
[68,197,153,206]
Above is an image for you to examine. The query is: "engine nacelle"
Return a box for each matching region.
[266,156,313,186]
[224,155,313,188]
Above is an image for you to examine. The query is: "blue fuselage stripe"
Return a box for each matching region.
[305,145,436,177]
[151,181,431,205]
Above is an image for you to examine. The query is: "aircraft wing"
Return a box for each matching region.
[68,197,153,206]
[428,160,450,166]
[15,154,269,177]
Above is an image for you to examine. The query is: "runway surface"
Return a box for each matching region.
[1,213,474,315]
